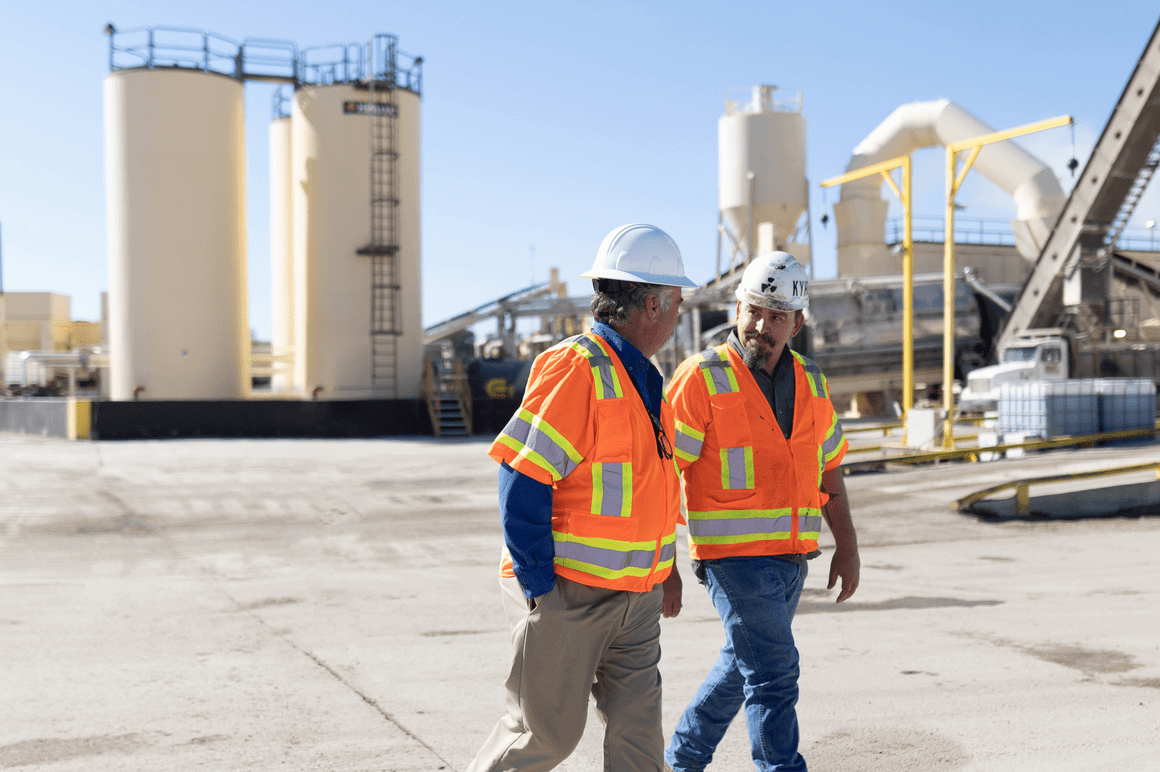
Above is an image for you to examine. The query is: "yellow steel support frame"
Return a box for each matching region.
[941,115,1072,448]
[821,156,913,434]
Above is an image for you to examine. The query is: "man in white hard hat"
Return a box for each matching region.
[468,224,695,772]
[663,251,859,772]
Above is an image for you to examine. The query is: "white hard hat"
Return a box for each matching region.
[735,251,809,311]
[582,223,698,288]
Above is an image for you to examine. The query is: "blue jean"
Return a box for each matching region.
[666,556,807,772]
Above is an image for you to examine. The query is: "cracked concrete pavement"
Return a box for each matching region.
[1,435,1157,771]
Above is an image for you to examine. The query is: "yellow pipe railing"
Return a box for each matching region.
[841,424,1159,472]
[957,460,1160,515]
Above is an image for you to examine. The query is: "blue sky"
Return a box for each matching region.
[2,1,1158,339]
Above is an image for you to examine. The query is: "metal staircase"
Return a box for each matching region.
[998,20,1160,351]
[424,358,473,437]
[358,35,402,397]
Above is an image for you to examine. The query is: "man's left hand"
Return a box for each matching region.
[662,565,683,618]
[827,547,860,603]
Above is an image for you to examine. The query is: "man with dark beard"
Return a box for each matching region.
[663,251,859,772]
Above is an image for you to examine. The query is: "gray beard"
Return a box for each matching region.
[741,340,772,369]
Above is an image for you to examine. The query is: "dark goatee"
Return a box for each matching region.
[741,337,772,369]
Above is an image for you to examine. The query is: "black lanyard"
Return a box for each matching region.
[622,360,673,461]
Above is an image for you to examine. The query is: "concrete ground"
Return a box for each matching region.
[1,434,1158,771]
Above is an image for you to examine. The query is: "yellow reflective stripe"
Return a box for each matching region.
[674,420,705,463]
[494,433,560,482]
[591,461,603,514]
[798,507,823,540]
[726,364,740,393]
[555,558,656,580]
[720,446,754,489]
[689,531,793,545]
[590,462,633,517]
[553,531,662,580]
[687,508,794,519]
[520,408,583,471]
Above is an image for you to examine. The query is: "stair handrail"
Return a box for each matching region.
[423,359,441,436]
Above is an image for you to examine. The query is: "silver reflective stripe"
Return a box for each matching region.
[555,540,655,571]
[725,446,748,489]
[674,430,703,459]
[658,540,676,564]
[800,515,823,535]
[803,364,825,397]
[700,358,735,394]
[687,514,795,538]
[822,423,845,459]
[572,336,620,399]
[598,463,626,517]
[501,412,531,444]
[526,422,580,479]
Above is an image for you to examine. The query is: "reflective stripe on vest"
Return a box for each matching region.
[719,446,754,489]
[674,420,704,463]
[554,530,677,581]
[570,335,625,400]
[686,507,823,545]
[591,461,632,517]
[793,350,846,468]
[572,334,634,517]
[495,407,583,482]
[698,349,740,395]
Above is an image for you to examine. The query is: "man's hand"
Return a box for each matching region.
[662,564,683,618]
[827,546,860,603]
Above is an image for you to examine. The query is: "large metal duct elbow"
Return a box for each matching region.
[835,99,1066,275]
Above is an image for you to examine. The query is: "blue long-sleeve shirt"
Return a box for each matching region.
[499,321,664,598]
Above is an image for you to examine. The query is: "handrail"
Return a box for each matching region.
[842,424,1159,472]
[957,460,1160,516]
[106,25,422,95]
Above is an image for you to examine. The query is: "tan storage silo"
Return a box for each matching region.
[105,68,250,401]
[291,83,422,400]
[719,86,810,266]
[269,115,295,392]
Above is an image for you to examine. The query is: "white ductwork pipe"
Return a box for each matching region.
[835,99,1066,275]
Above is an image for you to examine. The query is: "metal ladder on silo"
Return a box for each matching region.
[359,35,402,397]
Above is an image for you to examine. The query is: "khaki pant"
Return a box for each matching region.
[468,575,666,772]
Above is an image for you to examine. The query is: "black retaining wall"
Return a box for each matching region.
[90,398,522,440]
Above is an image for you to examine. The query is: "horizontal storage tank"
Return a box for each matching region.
[105,68,249,401]
[269,115,294,392]
[719,85,809,262]
[291,82,422,399]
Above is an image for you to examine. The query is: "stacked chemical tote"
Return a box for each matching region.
[105,28,422,401]
[998,379,1156,438]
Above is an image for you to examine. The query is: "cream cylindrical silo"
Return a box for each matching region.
[269,115,295,392]
[719,86,809,264]
[291,83,422,400]
[105,68,250,401]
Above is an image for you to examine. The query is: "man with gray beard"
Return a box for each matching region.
[663,251,859,772]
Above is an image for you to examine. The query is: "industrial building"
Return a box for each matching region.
[1,20,1157,441]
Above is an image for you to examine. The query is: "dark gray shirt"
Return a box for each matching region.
[727,330,795,438]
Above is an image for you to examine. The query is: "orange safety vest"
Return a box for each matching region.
[667,343,848,560]
[488,331,682,592]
